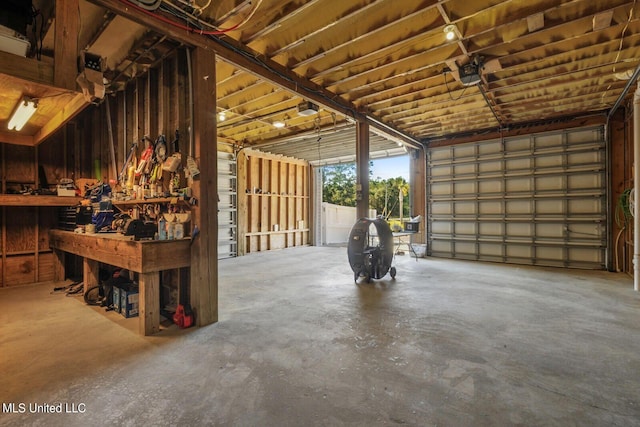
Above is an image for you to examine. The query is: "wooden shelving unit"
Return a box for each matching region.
[237,149,310,254]
[0,194,82,206]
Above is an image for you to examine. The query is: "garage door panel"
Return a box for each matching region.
[455,201,477,214]
[479,223,502,236]
[505,139,530,151]
[478,180,502,193]
[568,199,601,214]
[479,242,502,257]
[431,222,452,234]
[479,201,503,214]
[479,161,501,173]
[506,158,531,171]
[535,155,562,168]
[536,223,564,238]
[535,200,563,215]
[454,222,476,234]
[454,181,475,194]
[506,245,533,259]
[430,182,452,195]
[431,202,453,215]
[506,223,531,236]
[535,176,563,191]
[454,163,475,175]
[506,200,532,214]
[506,178,531,192]
[427,126,605,269]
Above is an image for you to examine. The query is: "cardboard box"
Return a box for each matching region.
[119,285,139,318]
[112,286,121,312]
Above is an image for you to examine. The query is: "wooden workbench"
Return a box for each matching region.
[49,230,190,335]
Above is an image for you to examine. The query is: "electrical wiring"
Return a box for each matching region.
[121,0,362,129]
[601,0,637,105]
[130,0,162,11]
[443,69,469,101]
[118,0,262,35]
[614,188,633,272]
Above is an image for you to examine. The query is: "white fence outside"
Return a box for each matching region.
[321,202,376,245]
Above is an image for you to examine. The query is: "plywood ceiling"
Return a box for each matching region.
[3,0,640,162]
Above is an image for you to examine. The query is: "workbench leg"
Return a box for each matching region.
[52,249,65,282]
[83,258,99,294]
[139,272,160,336]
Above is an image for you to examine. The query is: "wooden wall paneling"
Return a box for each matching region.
[38,252,54,283]
[288,163,295,246]
[5,145,35,191]
[249,155,260,252]
[260,158,269,250]
[303,164,309,244]
[115,91,125,176]
[5,255,36,286]
[6,207,36,254]
[270,160,281,249]
[149,67,160,137]
[237,150,247,255]
[38,130,65,187]
[141,74,151,138]
[279,162,287,246]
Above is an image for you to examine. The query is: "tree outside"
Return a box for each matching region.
[321,162,409,219]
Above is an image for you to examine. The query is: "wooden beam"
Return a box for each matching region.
[355,120,370,220]
[189,46,218,326]
[409,149,426,245]
[86,0,421,147]
[0,131,34,146]
[0,51,54,86]
[54,0,80,90]
[33,93,89,145]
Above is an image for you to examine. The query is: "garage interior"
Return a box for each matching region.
[1,0,640,425]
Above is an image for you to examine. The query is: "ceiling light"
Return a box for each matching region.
[218,111,226,122]
[444,24,457,41]
[7,97,37,131]
[273,121,286,128]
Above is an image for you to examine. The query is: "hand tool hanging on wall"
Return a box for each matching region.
[135,135,154,177]
[149,134,167,184]
[119,141,138,189]
[162,130,181,173]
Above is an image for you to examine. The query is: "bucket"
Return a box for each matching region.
[411,243,427,258]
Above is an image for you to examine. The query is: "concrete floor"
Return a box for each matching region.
[1,246,640,426]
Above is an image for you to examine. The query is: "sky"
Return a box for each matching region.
[370,155,410,180]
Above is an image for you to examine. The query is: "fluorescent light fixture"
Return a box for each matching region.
[444,24,458,41]
[218,111,226,122]
[8,97,37,131]
[273,121,285,128]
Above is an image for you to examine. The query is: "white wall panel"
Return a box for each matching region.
[427,126,606,269]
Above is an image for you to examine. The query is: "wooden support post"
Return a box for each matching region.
[139,272,160,335]
[52,248,65,282]
[189,46,218,326]
[83,258,99,294]
[356,120,370,220]
[54,0,79,91]
[409,148,426,244]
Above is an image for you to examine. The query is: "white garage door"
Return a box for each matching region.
[427,126,606,269]
[218,151,237,259]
